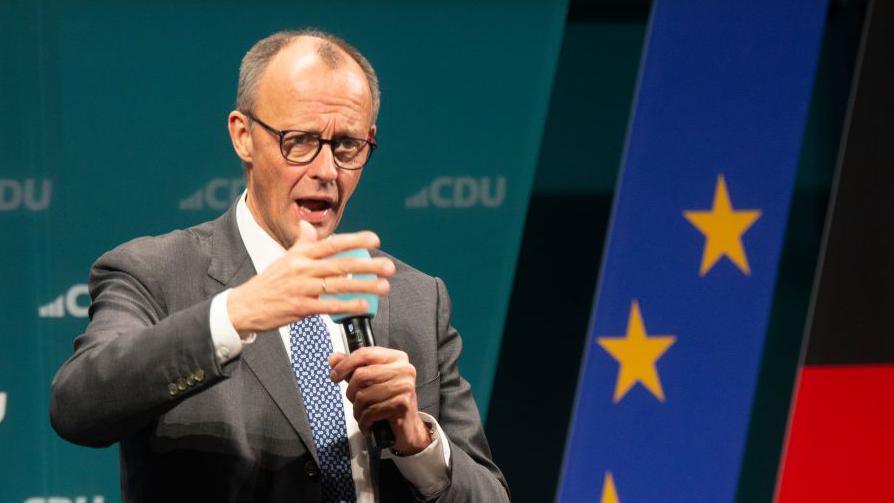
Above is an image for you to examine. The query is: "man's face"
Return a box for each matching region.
[233,38,374,247]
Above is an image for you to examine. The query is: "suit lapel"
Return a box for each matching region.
[371,291,390,348]
[369,250,391,349]
[205,205,320,465]
[241,330,320,464]
[365,260,389,495]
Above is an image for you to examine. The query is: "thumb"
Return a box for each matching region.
[295,219,318,245]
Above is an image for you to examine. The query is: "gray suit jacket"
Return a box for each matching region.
[50,205,509,502]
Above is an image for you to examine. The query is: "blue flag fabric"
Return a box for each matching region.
[557,1,828,502]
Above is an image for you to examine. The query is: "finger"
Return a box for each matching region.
[295,220,318,244]
[302,297,370,317]
[352,379,408,413]
[357,394,415,432]
[312,257,396,278]
[344,363,402,400]
[331,347,408,382]
[332,348,402,382]
[328,352,348,370]
[318,277,390,297]
[296,231,381,259]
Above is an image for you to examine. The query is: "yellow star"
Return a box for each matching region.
[600,471,620,503]
[683,174,762,276]
[597,300,676,403]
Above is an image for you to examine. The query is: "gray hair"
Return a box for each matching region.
[236,28,381,124]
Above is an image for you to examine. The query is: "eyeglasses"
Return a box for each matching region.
[243,111,377,170]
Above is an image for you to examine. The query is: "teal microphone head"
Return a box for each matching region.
[322,248,379,323]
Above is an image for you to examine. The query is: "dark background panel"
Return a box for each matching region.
[736,2,866,503]
[486,4,647,502]
[803,0,894,366]
[487,193,614,503]
[736,3,866,501]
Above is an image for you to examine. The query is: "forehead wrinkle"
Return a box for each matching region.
[283,63,370,108]
[278,94,369,132]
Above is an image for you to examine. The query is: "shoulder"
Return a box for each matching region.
[89,215,227,316]
[96,216,218,275]
[372,249,454,324]
[373,249,443,295]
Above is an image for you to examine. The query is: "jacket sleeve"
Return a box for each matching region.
[49,244,228,447]
[429,276,510,502]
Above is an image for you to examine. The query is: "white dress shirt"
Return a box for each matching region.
[207,193,451,500]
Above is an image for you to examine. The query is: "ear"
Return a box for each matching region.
[228,111,254,165]
[369,124,377,140]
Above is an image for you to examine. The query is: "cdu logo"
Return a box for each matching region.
[179,178,244,211]
[0,178,52,211]
[405,176,506,209]
[0,391,6,424]
[38,284,90,319]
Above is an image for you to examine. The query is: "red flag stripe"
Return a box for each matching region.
[776,364,894,502]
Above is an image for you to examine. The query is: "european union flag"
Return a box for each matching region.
[557,1,829,501]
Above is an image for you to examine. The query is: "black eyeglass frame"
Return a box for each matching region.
[242,111,377,170]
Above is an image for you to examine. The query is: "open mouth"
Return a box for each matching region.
[295,198,335,223]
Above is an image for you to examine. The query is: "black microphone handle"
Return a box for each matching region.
[341,315,396,450]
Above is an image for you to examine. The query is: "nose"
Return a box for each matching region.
[305,143,339,182]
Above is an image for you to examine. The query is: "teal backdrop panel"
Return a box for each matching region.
[0,1,567,501]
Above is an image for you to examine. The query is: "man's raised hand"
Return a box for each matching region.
[227,220,394,337]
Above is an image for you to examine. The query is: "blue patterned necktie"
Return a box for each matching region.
[289,315,357,503]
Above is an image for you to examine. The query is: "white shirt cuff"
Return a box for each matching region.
[390,412,452,498]
[209,289,254,365]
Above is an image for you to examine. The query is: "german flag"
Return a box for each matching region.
[776,1,894,501]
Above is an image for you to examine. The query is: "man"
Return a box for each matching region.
[50,29,508,502]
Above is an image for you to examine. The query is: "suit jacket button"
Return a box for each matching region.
[176,377,187,391]
[194,368,205,382]
[167,383,178,396]
[186,375,196,387]
[304,460,318,479]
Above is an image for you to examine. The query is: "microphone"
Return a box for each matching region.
[324,248,395,450]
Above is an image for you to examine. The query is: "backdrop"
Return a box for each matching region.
[0,1,567,500]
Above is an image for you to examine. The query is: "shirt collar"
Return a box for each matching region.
[235,190,286,274]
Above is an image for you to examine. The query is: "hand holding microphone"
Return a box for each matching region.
[323,248,394,449]
[325,249,433,455]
